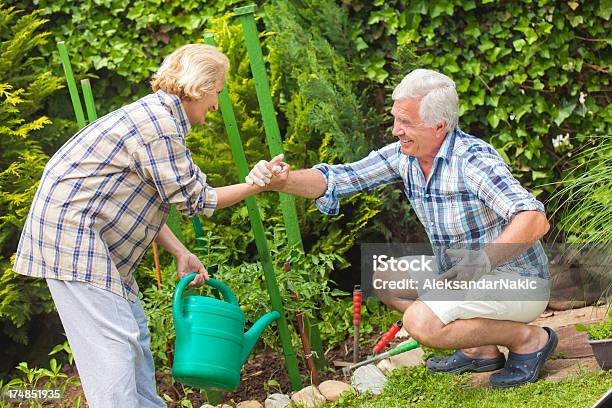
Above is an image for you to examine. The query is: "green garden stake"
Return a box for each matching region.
[234,4,326,370]
[203,33,302,391]
[57,41,86,129]
[81,79,98,122]
[233,4,303,248]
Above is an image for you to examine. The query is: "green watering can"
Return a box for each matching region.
[172,273,280,390]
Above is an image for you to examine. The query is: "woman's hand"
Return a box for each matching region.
[245,154,290,191]
[175,250,208,286]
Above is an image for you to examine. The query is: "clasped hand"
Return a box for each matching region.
[245,154,290,189]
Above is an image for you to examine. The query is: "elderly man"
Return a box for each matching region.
[13,44,270,407]
[247,69,556,388]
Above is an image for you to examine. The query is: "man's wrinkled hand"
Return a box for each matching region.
[438,248,492,283]
[245,153,289,190]
[176,251,208,287]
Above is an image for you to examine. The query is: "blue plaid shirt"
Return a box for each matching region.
[313,128,549,279]
[13,90,217,301]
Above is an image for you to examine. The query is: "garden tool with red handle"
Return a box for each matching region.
[342,339,421,376]
[372,320,403,354]
[352,285,362,363]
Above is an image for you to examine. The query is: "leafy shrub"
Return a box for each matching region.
[0,3,65,371]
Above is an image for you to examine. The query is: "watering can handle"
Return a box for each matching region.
[173,273,240,334]
[173,273,239,313]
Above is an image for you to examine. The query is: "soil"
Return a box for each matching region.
[221,331,406,404]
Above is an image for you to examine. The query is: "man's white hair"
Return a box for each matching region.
[392,69,459,133]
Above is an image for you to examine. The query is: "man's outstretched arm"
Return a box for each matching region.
[246,145,403,215]
[270,168,327,198]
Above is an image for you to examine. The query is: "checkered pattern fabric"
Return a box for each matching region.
[13,90,217,301]
[314,128,549,278]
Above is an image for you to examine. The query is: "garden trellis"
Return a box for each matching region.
[54,3,330,392]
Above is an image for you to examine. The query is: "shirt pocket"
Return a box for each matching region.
[432,192,465,238]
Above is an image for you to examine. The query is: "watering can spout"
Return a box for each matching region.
[241,311,281,365]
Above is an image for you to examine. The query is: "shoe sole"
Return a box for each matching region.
[427,361,505,375]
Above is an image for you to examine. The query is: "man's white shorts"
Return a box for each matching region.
[389,255,549,325]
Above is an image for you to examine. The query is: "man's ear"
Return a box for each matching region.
[435,121,447,138]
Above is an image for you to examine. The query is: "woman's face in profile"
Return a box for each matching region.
[183,79,225,125]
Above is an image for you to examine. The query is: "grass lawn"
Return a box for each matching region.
[331,366,612,408]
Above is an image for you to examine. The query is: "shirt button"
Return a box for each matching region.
[425,194,430,198]
[430,222,435,226]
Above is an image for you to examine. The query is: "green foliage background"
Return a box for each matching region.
[1,0,610,380]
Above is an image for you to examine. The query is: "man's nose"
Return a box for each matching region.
[392,120,403,137]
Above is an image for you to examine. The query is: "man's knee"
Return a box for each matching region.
[403,301,443,345]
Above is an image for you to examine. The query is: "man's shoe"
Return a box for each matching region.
[490,327,558,388]
[426,350,506,374]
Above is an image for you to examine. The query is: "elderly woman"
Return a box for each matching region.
[13,44,264,407]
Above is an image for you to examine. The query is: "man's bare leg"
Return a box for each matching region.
[404,301,549,355]
[374,269,502,358]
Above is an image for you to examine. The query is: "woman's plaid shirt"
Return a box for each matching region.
[13,90,217,301]
[313,128,549,279]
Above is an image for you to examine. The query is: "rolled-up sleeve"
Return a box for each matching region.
[464,150,545,221]
[131,136,217,217]
[313,143,402,215]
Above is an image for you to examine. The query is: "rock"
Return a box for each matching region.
[264,393,292,408]
[351,364,387,395]
[387,343,424,369]
[215,405,233,408]
[199,405,216,408]
[291,385,325,408]
[395,327,410,338]
[375,341,424,374]
[237,401,264,408]
[318,380,354,401]
[376,358,395,375]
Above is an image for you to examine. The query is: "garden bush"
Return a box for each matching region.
[0,3,70,373]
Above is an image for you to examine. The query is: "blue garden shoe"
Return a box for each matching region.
[426,350,506,374]
[490,327,558,388]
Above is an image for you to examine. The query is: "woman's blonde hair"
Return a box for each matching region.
[151,44,230,100]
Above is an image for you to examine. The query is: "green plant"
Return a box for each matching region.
[576,307,612,341]
[49,340,74,366]
[263,378,282,395]
[552,134,612,243]
[0,3,65,373]
[0,342,80,408]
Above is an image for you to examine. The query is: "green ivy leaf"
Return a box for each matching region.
[554,103,577,126]
[512,38,526,51]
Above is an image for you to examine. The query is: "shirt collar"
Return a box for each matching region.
[434,128,458,163]
[155,89,191,136]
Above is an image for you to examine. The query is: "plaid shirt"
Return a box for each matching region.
[314,128,549,279]
[13,90,217,301]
